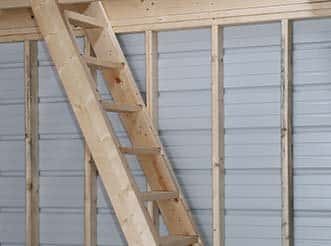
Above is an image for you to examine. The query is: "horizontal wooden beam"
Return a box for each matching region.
[119,146,161,155]
[160,236,198,246]
[2,0,331,42]
[0,0,96,9]
[65,10,104,28]
[83,55,124,70]
[101,101,142,113]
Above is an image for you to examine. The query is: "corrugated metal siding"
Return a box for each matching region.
[0,42,25,246]
[158,28,212,245]
[223,23,282,246]
[38,39,85,245]
[293,18,331,246]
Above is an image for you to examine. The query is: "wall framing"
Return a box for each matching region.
[211,25,225,246]
[24,39,39,246]
[145,30,160,229]
[281,19,294,246]
[84,39,98,246]
[2,1,329,245]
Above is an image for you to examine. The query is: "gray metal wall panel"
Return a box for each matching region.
[38,39,85,245]
[293,18,331,246]
[224,23,281,246]
[158,28,212,245]
[0,42,25,245]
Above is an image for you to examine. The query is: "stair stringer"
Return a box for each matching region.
[84,3,203,245]
[30,1,159,245]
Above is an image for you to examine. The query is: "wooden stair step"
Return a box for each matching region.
[59,0,97,4]
[141,191,178,201]
[65,10,104,28]
[159,235,198,246]
[119,146,161,155]
[101,101,142,113]
[83,55,124,70]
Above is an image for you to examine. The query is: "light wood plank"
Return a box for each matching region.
[120,146,161,155]
[25,40,39,246]
[146,30,159,129]
[145,29,160,229]
[281,19,294,246]
[101,101,142,113]
[160,236,198,246]
[0,0,96,9]
[3,1,331,41]
[211,25,225,246]
[141,191,178,201]
[31,1,159,245]
[84,147,97,246]
[65,10,104,28]
[83,54,124,70]
[84,39,97,246]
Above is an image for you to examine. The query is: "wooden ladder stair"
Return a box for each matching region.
[30,1,203,245]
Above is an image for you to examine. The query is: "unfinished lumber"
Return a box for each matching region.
[119,146,161,155]
[31,1,159,245]
[31,1,203,245]
[100,101,142,113]
[84,147,97,246]
[160,236,198,246]
[65,10,104,28]
[141,191,178,201]
[83,55,124,70]
[84,40,97,246]
[145,30,160,228]
[25,40,39,246]
[211,25,225,246]
[281,19,294,246]
[0,0,96,9]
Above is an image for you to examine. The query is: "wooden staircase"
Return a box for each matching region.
[30,0,203,245]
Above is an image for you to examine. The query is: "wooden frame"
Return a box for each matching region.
[24,40,39,246]
[145,30,160,229]
[211,25,225,246]
[2,0,331,43]
[281,19,294,246]
[84,39,98,246]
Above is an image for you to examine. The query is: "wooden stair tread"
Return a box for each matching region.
[119,146,161,155]
[65,10,104,28]
[83,55,124,70]
[101,101,142,113]
[159,235,198,246]
[141,191,178,201]
[59,0,97,4]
